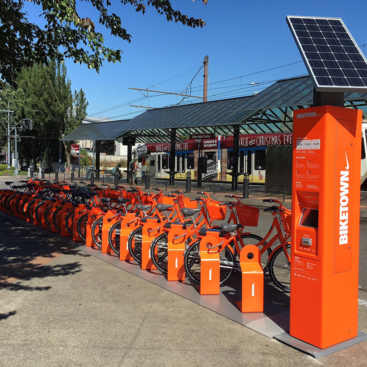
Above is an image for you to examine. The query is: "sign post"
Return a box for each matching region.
[71,144,80,179]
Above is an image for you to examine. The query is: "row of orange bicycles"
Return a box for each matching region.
[0,178,292,292]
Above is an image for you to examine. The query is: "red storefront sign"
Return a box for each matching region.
[71,144,80,154]
[223,133,292,148]
[145,133,292,152]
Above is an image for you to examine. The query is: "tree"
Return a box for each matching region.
[16,62,88,169]
[0,84,29,157]
[63,88,88,168]
[0,0,208,86]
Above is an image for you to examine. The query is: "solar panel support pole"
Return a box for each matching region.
[232,125,240,191]
[313,89,344,108]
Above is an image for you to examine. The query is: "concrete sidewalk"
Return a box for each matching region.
[1,213,367,366]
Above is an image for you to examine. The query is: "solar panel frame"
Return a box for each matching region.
[287,16,367,92]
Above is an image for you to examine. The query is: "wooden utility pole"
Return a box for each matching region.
[203,56,209,102]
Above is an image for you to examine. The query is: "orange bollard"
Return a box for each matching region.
[140,218,159,270]
[237,245,264,313]
[86,207,104,248]
[167,223,186,281]
[200,236,221,295]
[101,210,118,254]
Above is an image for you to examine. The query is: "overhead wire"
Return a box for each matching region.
[88,60,306,117]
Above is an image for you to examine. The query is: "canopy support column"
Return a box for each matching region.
[170,128,176,186]
[127,137,132,184]
[95,141,100,180]
[232,125,240,191]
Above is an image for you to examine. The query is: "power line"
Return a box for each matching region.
[145,65,202,90]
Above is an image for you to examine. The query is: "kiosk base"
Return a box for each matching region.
[275,331,367,359]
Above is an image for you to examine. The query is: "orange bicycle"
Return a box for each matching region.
[184,198,292,292]
[151,192,264,276]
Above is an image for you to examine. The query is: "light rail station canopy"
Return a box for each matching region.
[64,75,367,143]
[63,119,130,141]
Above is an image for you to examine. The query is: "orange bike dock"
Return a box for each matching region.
[2,202,367,360]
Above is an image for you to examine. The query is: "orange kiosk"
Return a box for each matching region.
[290,106,361,349]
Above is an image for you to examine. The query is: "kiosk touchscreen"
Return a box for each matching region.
[290,106,362,349]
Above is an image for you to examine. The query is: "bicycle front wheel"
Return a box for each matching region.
[65,210,75,236]
[128,226,143,264]
[150,232,168,274]
[44,204,54,228]
[108,220,122,256]
[91,216,103,249]
[184,241,235,285]
[52,207,63,232]
[77,214,88,241]
[269,244,291,293]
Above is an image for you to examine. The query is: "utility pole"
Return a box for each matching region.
[14,125,18,174]
[203,56,209,102]
[7,102,11,169]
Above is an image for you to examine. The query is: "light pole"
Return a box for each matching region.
[14,119,32,175]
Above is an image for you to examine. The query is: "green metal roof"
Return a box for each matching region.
[65,75,367,143]
[63,119,130,141]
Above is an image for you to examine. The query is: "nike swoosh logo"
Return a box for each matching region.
[345,152,349,170]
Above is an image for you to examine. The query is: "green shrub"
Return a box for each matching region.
[0,164,8,171]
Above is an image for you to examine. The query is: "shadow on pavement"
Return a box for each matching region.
[0,215,88,292]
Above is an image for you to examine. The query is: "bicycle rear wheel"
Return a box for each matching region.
[268,244,291,293]
[128,226,142,264]
[91,216,103,249]
[184,241,235,285]
[108,220,121,256]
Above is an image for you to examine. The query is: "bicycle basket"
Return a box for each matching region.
[162,196,175,206]
[235,202,259,227]
[280,209,292,235]
[206,198,227,222]
[177,195,197,209]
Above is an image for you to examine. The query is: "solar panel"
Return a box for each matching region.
[287,16,367,92]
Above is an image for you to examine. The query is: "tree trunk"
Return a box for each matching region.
[63,141,71,170]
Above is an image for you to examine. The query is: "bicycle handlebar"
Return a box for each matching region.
[263,199,273,203]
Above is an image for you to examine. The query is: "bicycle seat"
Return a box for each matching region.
[136,204,151,211]
[156,204,173,212]
[5,181,13,185]
[117,198,131,204]
[221,223,243,232]
[182,208,201,216]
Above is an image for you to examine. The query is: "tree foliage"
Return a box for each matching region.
[0,0,208,85]
[15,62,88,168]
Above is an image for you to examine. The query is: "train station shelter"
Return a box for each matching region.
[64,75,367,186]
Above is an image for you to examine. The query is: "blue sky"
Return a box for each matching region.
[24,0,367,120]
